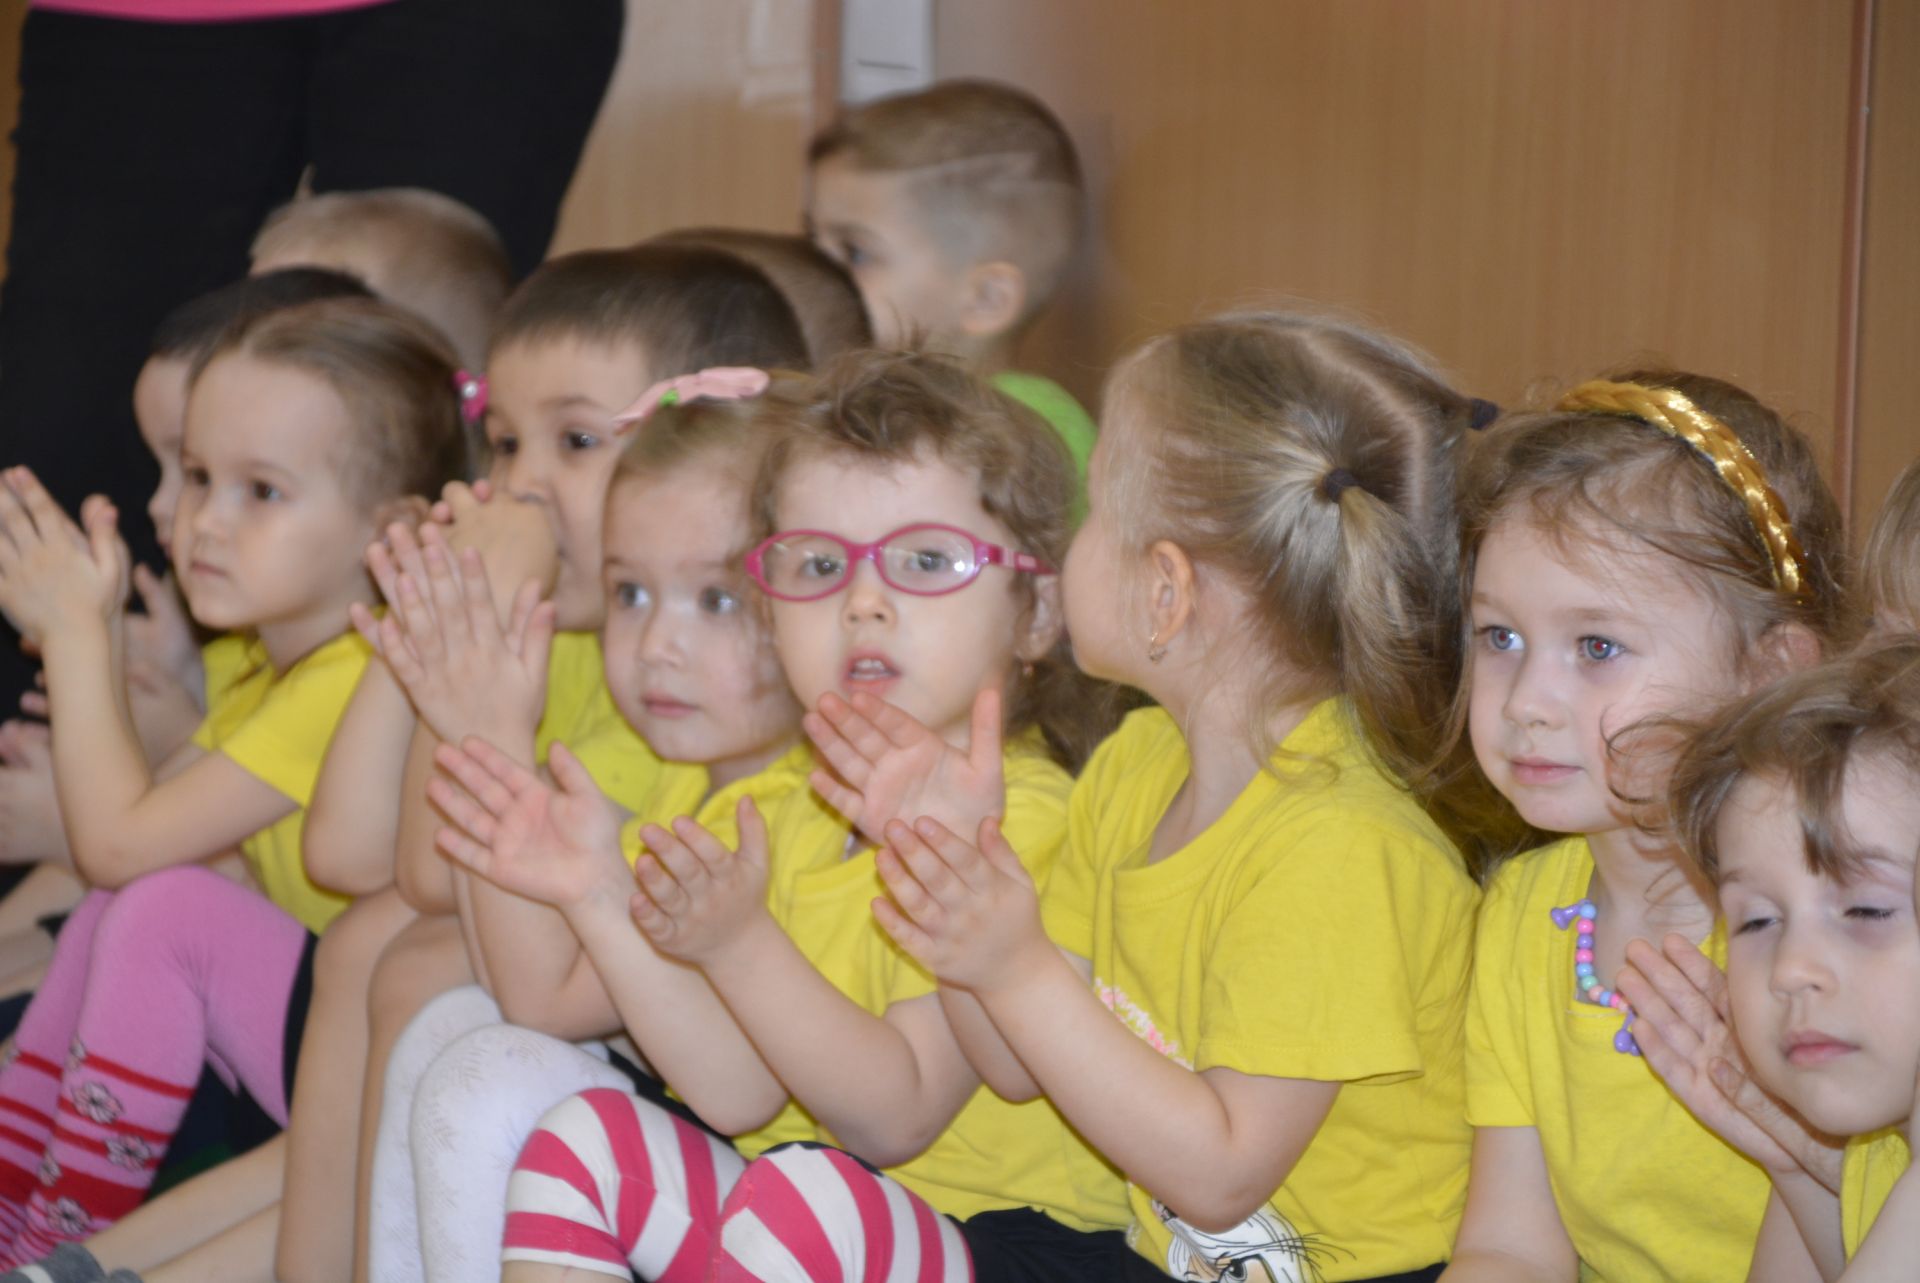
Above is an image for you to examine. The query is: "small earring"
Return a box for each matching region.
[1147,629,1168,664]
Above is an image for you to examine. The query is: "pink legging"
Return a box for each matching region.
[0,865,308,1265]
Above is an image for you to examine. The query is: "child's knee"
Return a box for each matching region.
[367,919,468,1038]
[91,864,231,956]
[312,890,412,996]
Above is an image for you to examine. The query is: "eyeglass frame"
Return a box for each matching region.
[744,522,1055,602]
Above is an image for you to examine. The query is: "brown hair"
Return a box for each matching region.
[1863,456,1920,636]
[250,188,512,369]
[809,79,1084,322]
[1448,368,1852,862]
[1672,637,1920,883]
[491,245,809,379]
[648,229,871,367]
[1105,310,1479,834]
[752,350,1125,770]
[192,296,468,508]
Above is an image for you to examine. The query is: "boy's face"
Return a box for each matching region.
[806,154,972,351]
[483,337,652,631]
[1719,757,1920,1137]
[134,356,192,559]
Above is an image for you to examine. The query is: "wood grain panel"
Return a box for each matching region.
[1855,0,1920,534]
[936,1,1857,480]
[550,0,819,254]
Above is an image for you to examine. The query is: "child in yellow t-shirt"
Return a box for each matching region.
[1618,640,1920,1279]
[827,313,1483,1282]
[440,351,1130,1281]
[1445,372,1851,1283]
[0,297,465,1262]
[345,371,805,1279]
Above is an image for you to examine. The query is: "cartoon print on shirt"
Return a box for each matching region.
[1156,1200,1341,1283]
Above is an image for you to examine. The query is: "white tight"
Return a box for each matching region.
[367,985,629,1283]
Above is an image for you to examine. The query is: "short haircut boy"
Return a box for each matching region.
[809,79,1085,324]
[250,187,513,368]
[491,244,809,377]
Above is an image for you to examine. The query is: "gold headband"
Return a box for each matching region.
[1554,380,1808,598]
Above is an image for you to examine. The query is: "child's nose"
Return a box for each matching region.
[1769,921,1834,997]
[1502,655,1558,729]
[840,560,895,626]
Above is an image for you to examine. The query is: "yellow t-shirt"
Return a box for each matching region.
[1466,836,1770,1281]
[539,631,686,814]
[199,633,254,710]
[1843,1127,1911,1259]
[1041,701,1476,1281]
[191,631,369,934]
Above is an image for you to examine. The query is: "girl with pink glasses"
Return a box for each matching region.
[433,350,1132,1282]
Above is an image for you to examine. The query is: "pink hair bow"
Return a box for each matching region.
[454,369,488,426]
[613,367,771,431]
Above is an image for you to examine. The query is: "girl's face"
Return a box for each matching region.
[767,451,1053,747]
[134,355,191,560]
[174,353,383,656]
[483,337,652,630]
[1467,515,1747,836]
[1718,757,1920,1138]
[601,466,799,787]
[1061,426,1142,687]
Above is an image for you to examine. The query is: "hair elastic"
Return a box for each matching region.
[614,366,772,432]
[1555,380,1808,598]
[1468,398,1501,430]
[1321,467,1363,503]
[453,370,487,426]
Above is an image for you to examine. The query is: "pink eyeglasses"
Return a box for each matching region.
[746,523,1054,602]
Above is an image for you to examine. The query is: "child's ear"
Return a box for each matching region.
[1146,539,1197,656]
[958,261,1028,340]
[1016,573,1065,662]
[1745,620,1823,688]
[370,493,430,533]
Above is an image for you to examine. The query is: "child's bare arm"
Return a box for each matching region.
[876,816,1339,1229]
[628,805,979,1165]
[304,659,414,896]
[432,738,786,1133]
[1440,1128,1580,1282]
[0,474,295,883]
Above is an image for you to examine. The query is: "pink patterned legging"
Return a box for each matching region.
[0,865,308,1266]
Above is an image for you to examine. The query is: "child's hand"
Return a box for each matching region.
[872,815,1049,996]
[1620,935,1843,1191]
[0,719,68,866]
[124,565,204,703]
[429,481,558,618]
[0,473,128,642]
[354,524,555,748]
[805,687,1006,848]
[428,736,628,913]
[629,801,773,966]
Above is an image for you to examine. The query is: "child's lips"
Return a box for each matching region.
[1509,756,1578,785]
[1781,1029,1859,1067]
[641,694,698,719]
[842,650,901,692]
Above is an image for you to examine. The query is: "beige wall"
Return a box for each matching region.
[0,0,1910,529]
[935,2,1868,472]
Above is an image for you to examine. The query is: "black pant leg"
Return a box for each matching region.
[0,12,312,702]
[306,0,624,278]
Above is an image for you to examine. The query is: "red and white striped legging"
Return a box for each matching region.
[502,1087,973,1281]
